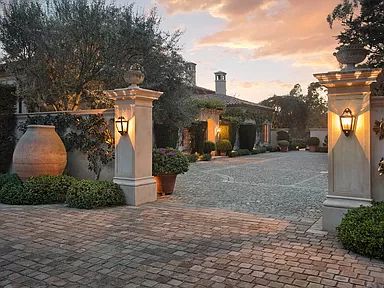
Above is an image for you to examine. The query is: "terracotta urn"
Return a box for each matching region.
[154,175,177,195]
[333,44,368,71]
[309,145,318,152]
[13,125,67,180]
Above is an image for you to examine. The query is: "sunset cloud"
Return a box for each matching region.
[158,0,341,68]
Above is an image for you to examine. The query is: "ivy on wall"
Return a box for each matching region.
[20,113,114,180]
[0,85,16,173]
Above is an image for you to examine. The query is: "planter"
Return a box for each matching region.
[154,174,177,195]
[12,125,67,180]
[279,146,288,152]
[333,44,368,71]
[309,145,318,152]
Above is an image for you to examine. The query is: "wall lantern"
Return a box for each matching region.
[116,116,129,135]
[340,108,356,137]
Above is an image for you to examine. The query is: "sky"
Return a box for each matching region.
[115,0,342,103]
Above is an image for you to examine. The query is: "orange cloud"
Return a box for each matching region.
[158,0,342,68]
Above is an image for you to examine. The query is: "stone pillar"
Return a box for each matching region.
[314,69,381,231]
[105,86,162,206]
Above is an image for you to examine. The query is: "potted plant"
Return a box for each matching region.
[308,137,320,152]
[277,140,289,152]
[203,141,216,155]
[153,148,189,195]
[216,139,232,156]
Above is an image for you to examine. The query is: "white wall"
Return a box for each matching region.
[309,128,327,146]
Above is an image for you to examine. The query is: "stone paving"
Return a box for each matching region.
[1,151,384,287]
[172,151,328,220]
[1,202,384,288]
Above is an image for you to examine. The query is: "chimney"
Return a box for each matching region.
[214,71,226,95]
[186,62,196,86]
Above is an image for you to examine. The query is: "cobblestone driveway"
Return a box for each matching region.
[1,203,384,288]
[172,151,328,220]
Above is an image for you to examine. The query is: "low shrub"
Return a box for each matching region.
[237,149,251,156]
[289,138,306,150]
[308,137,320,146]
[0,181,27,205]
[0,173,20,190]
[277,130,289,141]
[317,147,328,153]
[251,146,267,154]
[66,180,125,209]
[153,148,189,176]
[186,153,198,163]
[203,141,216,154]
[277,140,289,147]
[198,153,212,161]
[228,151,239,158]
[23,175,77,204]
[337,202,384,260]
[216,139,232,154]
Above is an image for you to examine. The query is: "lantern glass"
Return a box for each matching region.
[340,108,355,137]
[116,116,128,135]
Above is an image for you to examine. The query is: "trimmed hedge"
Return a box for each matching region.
[198,153,212,161]
[0,85,16,173]
[337,202,384,260]
[190,121,207,154]
[308,137,320,146]
[239,124,256,151]
[66,180,125,209]
[216,139,232,154]
[0,175,77,205]
[203,141,216,154]
[154,124,178,149]
[276,130,289,141]
[0,173,20,189]
[277,140,289,147]
[228,151,239,158]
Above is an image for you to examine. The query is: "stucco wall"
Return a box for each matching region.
[309,128,327,146]
[13,109,115,181]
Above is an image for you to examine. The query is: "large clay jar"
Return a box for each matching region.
[13,125,67,180]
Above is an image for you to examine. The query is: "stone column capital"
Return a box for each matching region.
[105,86,163,102]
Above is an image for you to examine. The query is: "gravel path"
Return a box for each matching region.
[171,151,328,220]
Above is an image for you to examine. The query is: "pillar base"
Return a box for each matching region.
[113,176,157,206]
[322,195,372,232]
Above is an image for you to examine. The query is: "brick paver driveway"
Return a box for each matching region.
[1,152,383,287]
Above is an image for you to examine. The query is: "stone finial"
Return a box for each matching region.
[124,64,145,87]
[333,44,369,71]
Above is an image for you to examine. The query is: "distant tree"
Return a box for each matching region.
[289,84,303,98]
[327,0,384,67]
[303,82,328,128]
[260,94,308,137]
[0,0,195,128]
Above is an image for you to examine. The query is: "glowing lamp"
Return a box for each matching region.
[340,108,355,137]
[116,116,129,135]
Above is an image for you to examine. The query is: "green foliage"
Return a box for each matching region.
[327,0,384,67]
[198,153,212,161]
[153,148,189,176]
[265,145,279,152]
[186,153,198,163]
[228,151,239,158]
[308,137,320,146]
[0,173,21,190]
[290,138,307,150]
[216,140,232,153]
[154,124,178,149]
[0,0,196,127]
[189,121,207,154]
[221,107,247,125]
[203,141,216,154]
[251,146,267,154]
[193,99,225,110]
[20,113,114,179]
[277,140,289,147]
[277,130,290,141]
[0,84,16,173]
[0,181,26,205]
[66,180,125,209]
[0,175,78,205]
[23,175,77,204]
[239,124,256,151]
[304,82,327,129]
[323,135,328,147]
[337,202,384,260]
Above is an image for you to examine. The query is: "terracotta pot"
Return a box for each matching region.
[13,125,67,180]
[309,145,318,152]
[333,44,368,71]
[280,146,288,152]
[154,174,177,195]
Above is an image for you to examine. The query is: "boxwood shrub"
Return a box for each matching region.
[0,173,20,189]
[308,137,320,146]
[23,175,77,204]
[66,180,125,209]
[198,153,212,161]
[203,141,216,154]
[337,202,384,260]
[228,151,239,158]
